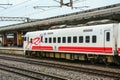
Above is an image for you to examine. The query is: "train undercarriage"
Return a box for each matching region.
[25,51,120,65]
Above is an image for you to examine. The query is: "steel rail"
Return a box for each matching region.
[0,60,67,80]
[0,54,120,79]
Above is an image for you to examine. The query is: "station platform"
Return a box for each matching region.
[0,47,24,55]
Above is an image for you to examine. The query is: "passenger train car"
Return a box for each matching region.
[23,23,120,64]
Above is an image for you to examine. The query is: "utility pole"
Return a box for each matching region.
[70,0,73,9]
[60,0,63,7]
[60,0,73,9]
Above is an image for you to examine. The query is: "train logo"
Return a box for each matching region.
[25,37,40,49]
[33,37,41,45]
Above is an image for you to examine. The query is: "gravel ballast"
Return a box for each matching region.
[0,59,115,80]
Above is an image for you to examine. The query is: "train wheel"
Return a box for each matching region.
[113,56,120,65]
[25,51,31,57]
[90,58,96,64]
[29,52,31,56]
[102,57,109,65]
[25,51,28,56]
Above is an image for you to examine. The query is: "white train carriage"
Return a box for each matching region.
[23,23,120,64]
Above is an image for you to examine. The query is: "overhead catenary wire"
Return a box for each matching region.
[24,7,59,18]
[0,0,88,20]
[0,0,87,16]
[0,0,32,15]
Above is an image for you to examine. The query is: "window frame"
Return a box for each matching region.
[67,36,71,43]
[45,38,47,43]
[53,37,56,43]
[73,36,77,43]
[92,35,97,43]
[62,37,66,43]
[58,37,61,43]
[79,36,83,43]
[49,37,52,43]
[106,32,110,41]
[85,36,90,43]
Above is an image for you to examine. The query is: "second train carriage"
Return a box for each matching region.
[23,23,120,64]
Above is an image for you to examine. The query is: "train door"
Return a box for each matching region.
[23,35,27,50]
[40,34,44,50]
[117,24,120,56]
[104,30,111,53]
[25,35,32,50]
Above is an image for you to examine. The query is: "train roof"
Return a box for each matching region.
[25,23,119,35]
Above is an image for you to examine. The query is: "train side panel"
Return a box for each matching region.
[117,23,120,56]
[24,31,41,52]
[24,24,116,56]
[57,24,114,55]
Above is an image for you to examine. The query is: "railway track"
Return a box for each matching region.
[0,63,66,80]
[0,55,68,80]
[0,54,120,79]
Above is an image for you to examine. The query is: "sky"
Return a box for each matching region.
[0,0,119,26]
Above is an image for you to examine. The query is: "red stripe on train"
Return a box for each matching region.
[32,46,112,53]
[32,46,53,50]
[118,48,120,54]
[58,46,112,53]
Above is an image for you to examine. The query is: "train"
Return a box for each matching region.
[23,23,120,64]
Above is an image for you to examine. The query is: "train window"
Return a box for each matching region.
[30,38,32,43]
[27,37,29,41]
[92,36,97,43]
[73,36,77,43]
[86,36,90,43]
[68,37,71,43]
[62,37,66,43]
[45,38,47,43]
[58,37,61,43]
[49,38,52,43]
[106,32,110,41]
[53,37,56,43]
[79,36,83,43]
[23,37,26,41]
[41,36,43,42]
